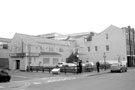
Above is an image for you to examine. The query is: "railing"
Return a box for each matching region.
[27,66,94,73]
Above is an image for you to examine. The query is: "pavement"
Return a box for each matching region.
[0,69,110,89]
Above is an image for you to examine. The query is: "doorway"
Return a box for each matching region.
[16,60,20,70]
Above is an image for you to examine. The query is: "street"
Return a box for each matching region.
[1,68,135,90]
[27,68,135,90]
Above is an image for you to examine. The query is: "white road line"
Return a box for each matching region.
[33,82,41,85]
[12,75,35,79]
[0,86,4,89]
[47,77,77,83]
[1,77,78,89]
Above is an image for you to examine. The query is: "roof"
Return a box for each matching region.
[67,32,91,38]
[0,38,11,43]
[37,32,91,41]
[13,33,70,46]
[98,25,121,35]
[40,52,61,56]
[37,33,62,37]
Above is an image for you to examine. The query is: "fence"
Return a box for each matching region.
[27,66,94,73]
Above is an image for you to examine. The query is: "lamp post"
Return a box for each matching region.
[118,55,121,64]
[76,49,79,62]
[75,49,79,74]
[26,45,31,72]
[103,52,106,70]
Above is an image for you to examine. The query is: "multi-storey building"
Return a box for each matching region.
[37,27,135,67]
[0,38,11,68]
[8,25,135,71]
[123,26,135,67]
[85,25,135,67]
[9,33,71,70]
[38,32,91,62]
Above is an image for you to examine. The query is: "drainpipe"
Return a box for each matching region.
[133,28,135,66]
[128,26,132,67]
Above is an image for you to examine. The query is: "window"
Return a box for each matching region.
[34,57,36,62]
[88,47,90,52]
[43,58,50,64]
[95,46,98,51]
[126,39,129,45]
[49,47,54,52]
[0,42,8,49]
[0,43,3,49]
[3,44,8,49]
[84,37,87,42]
[59,48,63,52]
[53,58,59,64]
[127,51,130,55]
[35,46,38,50]
[106,45,109,51]
[106,33,109,39]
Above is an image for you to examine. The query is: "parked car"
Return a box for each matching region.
[58,62,77,67]
[51,68,60,74]
[110,63,127,73]
[0,69,11,82]
[83,62,95,72]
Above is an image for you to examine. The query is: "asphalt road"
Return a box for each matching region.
[1,68,135,90]
[25,68,135,90]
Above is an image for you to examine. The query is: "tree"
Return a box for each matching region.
[66,52,79,63]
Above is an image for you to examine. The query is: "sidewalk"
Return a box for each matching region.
[75,69,110,77]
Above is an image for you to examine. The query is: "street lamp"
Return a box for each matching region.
[117,55,121,63]
[26,44,31,72]
[103,52,106,70]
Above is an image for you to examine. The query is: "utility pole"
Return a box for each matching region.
[128,26,132,67]
[133,28,135,66]
[28,45,31,72]
[21,39,24,59]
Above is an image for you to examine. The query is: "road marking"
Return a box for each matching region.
[33,82,41,85]
[0,86,4,88]
[47,77,76,83]
[12,75,36,79]
[0,77,77,89]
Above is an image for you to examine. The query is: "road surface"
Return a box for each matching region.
[1,68,135,90]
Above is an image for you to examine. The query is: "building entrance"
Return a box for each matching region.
[127,56,135,67]
[16,60,20,69]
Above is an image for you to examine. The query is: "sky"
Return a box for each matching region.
[0,0,135,39]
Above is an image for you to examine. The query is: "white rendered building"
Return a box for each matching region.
[85,25,127,65]
[9,33,72,70]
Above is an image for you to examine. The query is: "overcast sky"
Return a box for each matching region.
[0,0,135,38]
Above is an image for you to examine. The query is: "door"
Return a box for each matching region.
[16,60,20,70]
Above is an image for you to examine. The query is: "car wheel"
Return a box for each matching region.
[110,70,113,73]
[120,69,123,73]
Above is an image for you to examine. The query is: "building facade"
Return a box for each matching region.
[8,25,135,71]
[123,26,135,67]
[0,38,11,68]
[85,25,135,66]
[9,33,72,70]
